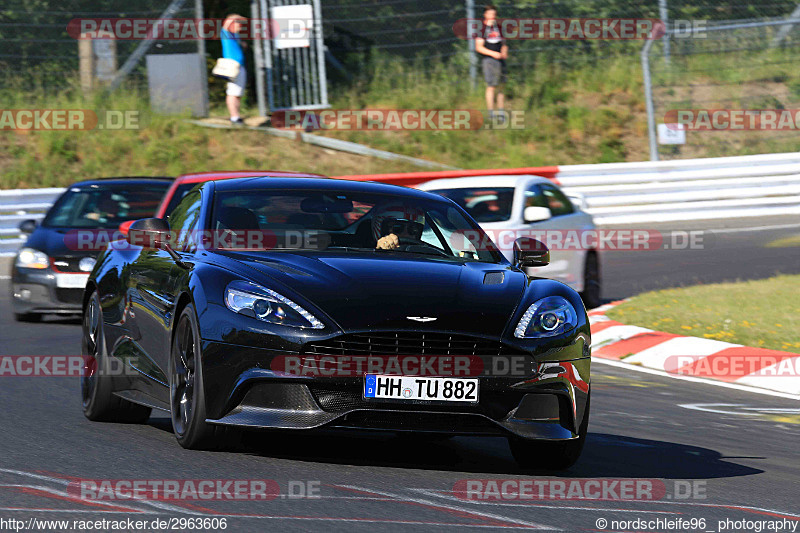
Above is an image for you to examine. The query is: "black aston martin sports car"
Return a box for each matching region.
[81,177,591,469]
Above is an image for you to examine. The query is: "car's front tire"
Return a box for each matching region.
[81,290,151,423]
[170,304,239,450]
[580,252,601,309]
[509,393,590,470]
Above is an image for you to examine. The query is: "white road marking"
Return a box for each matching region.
[707,222,800,234]
[593,358,800,401]
[409,488,677,514]
[0,468,201,516]
[335,484,556,530]
[0,484,146,513]
[679,403,800,416]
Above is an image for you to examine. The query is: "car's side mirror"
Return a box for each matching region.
[127,218,171,249]
[523,206,551,223]
[514,237,550,268]
[118,220,135,237]
[18,219,37,234]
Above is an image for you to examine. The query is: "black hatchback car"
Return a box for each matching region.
[11,178,171,321]
[82,177,591,469]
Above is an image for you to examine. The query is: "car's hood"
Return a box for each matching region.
[220,251,527,336]
[23,227,115,258]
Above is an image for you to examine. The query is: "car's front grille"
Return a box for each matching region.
[51,256,85,273]
[55,288,83,304]
[304,332,525,357]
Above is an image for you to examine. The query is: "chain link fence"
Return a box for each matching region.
[2,0,800,160]
[646,17,800,160]
[0,0,200,92]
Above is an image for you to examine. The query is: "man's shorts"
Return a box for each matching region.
[226,65,247,97]
[482,57,506,87]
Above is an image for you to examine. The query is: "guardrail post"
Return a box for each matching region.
[641,37,659,162]
[466,0,477,89]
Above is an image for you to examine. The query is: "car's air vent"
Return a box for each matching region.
[333,411,502,433]
[483,272,505,285]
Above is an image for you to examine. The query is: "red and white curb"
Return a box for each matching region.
[589,301,800,396]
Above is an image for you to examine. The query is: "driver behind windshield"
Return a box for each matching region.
[371,204,426,250]
[84,193,126,223]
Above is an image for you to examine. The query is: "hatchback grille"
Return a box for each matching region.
[55,288,83,304]
[304,332,524,357]
[51,256,86,273]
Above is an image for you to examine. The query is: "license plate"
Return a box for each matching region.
[364,374,479,403]
[55,273,89,288]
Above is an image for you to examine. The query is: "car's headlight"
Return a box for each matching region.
[16,248,49,269]
[514,296,577,338]
[224,280,324,329]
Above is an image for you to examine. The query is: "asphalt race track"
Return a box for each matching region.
[0,218,798,532]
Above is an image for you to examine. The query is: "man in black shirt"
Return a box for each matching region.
[475,5,508,122]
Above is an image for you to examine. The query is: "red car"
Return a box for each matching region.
[120,170,325,234]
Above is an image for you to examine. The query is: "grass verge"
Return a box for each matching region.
[606,275,800,352]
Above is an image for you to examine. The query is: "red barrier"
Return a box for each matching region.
[333,166,560,188]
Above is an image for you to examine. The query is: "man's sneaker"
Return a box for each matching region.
[230,117,244,125]
[497,110,507,124]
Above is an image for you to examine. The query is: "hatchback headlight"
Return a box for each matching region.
[514,296,577,338]
[224,280,324,329]
[16,248,49,269]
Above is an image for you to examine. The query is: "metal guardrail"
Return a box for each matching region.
[0,188,65,256]
[557,152,800,224]
[2,151,800,256]
[337,152,800,225]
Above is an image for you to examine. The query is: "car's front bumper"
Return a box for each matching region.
[200,338,591,441]
[11,266,85,315]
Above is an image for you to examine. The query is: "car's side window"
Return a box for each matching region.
[167,190,202,252]
[523,186,548,221]
[540,184,574,217]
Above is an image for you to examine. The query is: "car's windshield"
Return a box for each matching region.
[427,187,515,222]
[42,183,169,229]
[210,189,503,262]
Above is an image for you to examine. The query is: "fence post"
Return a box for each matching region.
[641,37,659,162]
[659,0,670,64]
[195,0,209,116]
[772,3,800,46]
[313,0,329,108]
[466,0,477,89]
[252,0,268,117]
